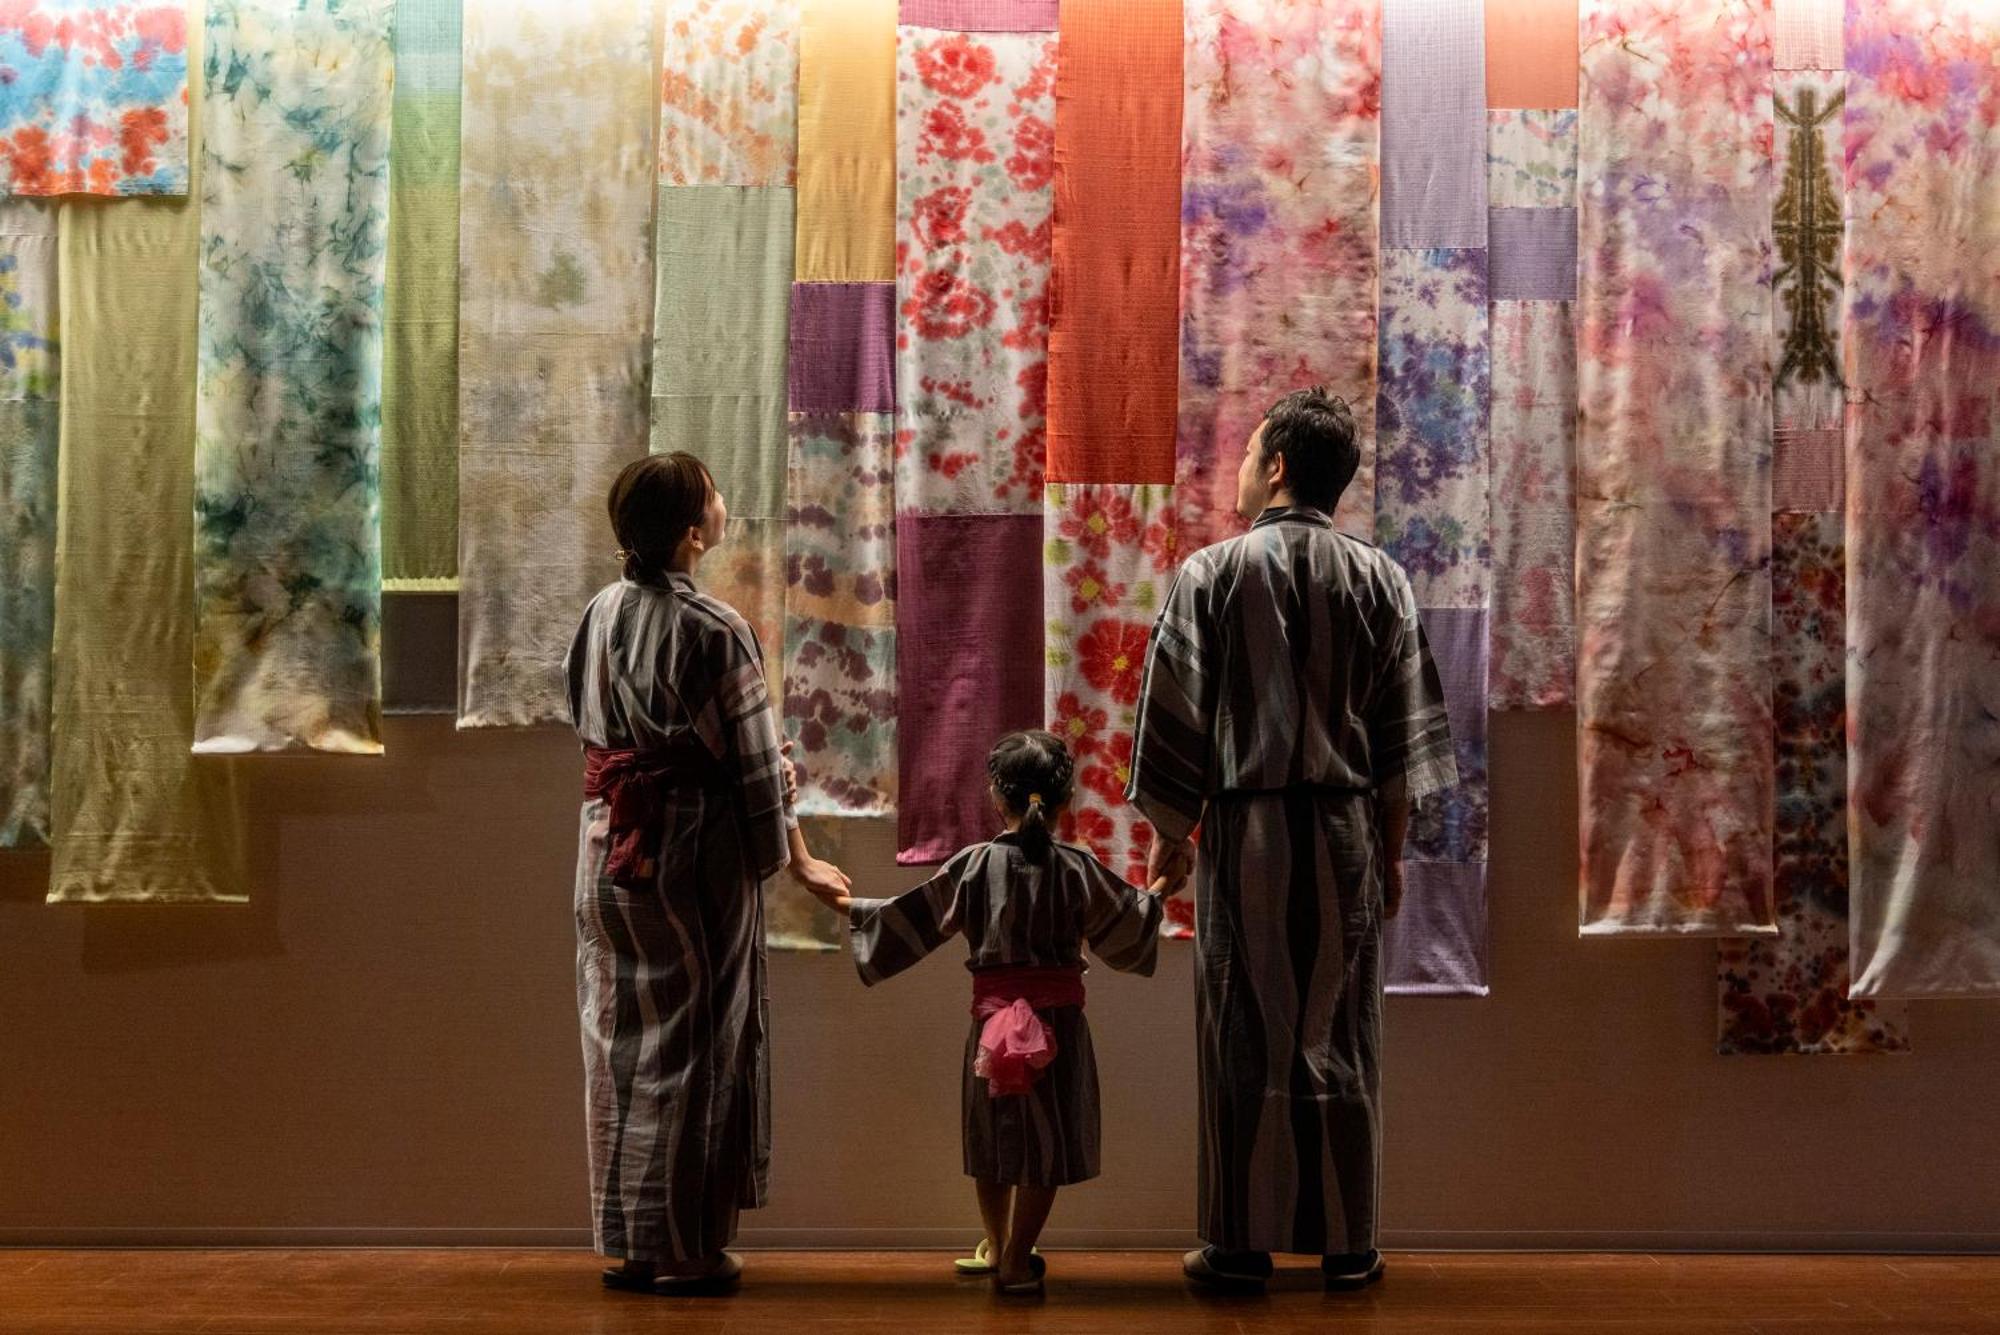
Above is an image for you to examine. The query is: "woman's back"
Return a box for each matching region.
[565,575,762,753]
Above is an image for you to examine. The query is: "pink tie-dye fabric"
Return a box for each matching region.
[1177,0,1381,552]
[1843,1,2000,998]
[1576,0,1778,936]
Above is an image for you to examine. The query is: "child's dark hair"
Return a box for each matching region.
[607,452,714,584]
[987,730,1075,858]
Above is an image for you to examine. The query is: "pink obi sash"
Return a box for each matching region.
[970,965,1086,1097]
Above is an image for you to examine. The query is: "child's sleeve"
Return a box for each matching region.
[847,852,971,985]
[1076,852,1164,976]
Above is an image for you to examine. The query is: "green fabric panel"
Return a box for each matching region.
[49,6,249,904]
[383,0,462,588]
[650,185,793,521]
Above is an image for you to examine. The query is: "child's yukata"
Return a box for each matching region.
[849,833,1164,1186]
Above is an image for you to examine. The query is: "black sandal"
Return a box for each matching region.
[601,1265,656,1293]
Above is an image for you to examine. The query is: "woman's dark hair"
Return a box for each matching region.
[987,729,1075,858]
[607,452,714,583]
[1260,386,1360,512]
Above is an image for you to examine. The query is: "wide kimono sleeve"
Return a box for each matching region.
[1369,569,1458,802]
[847,850,974,985]
[709,617,795,882]
[1071,848,1164,976]
[1125,560,1219,844]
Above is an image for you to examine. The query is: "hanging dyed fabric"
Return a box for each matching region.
[1716,0,1909,1054]
[1036,1,1184,929]
[1376,0,1490,995]
[192,0,395,756]
[1487,106,1577,710]
[892,7,1053,863]
[49,8,247,903]
[0,200,58,847]
[1483,0,1575,111]
[1178,0,1381,552]
[653,4,798,703]
[0,1,190,197]
[456,0,656,728]
[780,2,896,824]
[1575,0,1777,937]
[381,0,462,591]
[1043,484,1181,926]
[1844,1,2000,998]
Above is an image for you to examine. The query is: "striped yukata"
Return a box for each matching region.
[848,835,1164,1187]
[565,574,796,1264]
[1128,506,1456,1257]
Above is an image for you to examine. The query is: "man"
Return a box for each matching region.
[1127,388,1457,1291]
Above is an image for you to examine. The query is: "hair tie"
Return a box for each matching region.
[1028,792,1044,805]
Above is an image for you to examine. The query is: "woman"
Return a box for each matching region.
[566,452,849,1294]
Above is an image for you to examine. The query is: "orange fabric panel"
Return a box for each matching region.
[1485,0,1577,108]
[1044,0,1182,484]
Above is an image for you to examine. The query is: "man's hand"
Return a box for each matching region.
[1384,861,1405,921]
[1146,831,1195,897]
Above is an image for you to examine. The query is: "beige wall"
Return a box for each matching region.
[3,707,1997,1250]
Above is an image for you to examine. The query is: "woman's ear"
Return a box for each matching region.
[685,524,706,554]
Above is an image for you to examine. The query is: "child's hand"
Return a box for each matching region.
[789,854,852,911]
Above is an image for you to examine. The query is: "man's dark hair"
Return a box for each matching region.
[1260,387,1359,512]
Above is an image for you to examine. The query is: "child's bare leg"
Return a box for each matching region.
[998,1186,1057,1284]
[974,1178,1013,1264]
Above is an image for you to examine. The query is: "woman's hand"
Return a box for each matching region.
[789,854,852,911]
[779,741,800,808]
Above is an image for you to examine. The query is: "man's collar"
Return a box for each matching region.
[1251,505,1334,531]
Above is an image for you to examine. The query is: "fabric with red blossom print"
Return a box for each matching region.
[1043,484,1194,936]
[0,1,189,197]
[894,26,1055,515]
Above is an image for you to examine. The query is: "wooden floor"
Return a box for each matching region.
[2,1250,1998,1334]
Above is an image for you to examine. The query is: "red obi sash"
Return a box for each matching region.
[583,740,713,890]
[970,965,1086,1097]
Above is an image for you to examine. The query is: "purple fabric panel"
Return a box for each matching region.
[1387,604,1490,996]
[789,281,896,413]
[1489,206,1577,299]
[899,0,1059,30]
[895,513,1046,864]
[1385,861,1491,995]
[1382,0,1488,248]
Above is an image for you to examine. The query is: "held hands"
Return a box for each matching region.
[1145,832,1195,898]
[789,853,853,911]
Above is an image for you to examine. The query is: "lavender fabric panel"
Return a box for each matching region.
[1490,206,1577,299]
[788,281,896,413]
[895,513,1046,864]
[899,0,1058,29]
[1386,861,1490,995]
[1382,0,1488,248]
[1388,604,1490,996]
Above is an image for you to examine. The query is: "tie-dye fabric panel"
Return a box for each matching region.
[0,1,189,196]
[1718,514,1910,1051]
[456,0,655,728]
[1487,299,1575,710]
[1375,247,1489,609]
[1042,483,1186,933]
[1178,0,1381,551]
[192,0,394,756]
[893,23,1055,516]
[1844,1,2000,998]
[1576,0,1776,937]
[1486,108,1577,208]
[0,200,57,846]
[661,0,798,187]
[785,411,896,816]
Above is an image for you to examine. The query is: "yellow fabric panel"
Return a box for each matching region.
[795,0,895,282]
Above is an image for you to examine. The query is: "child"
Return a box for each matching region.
[837,730,1168,1296]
